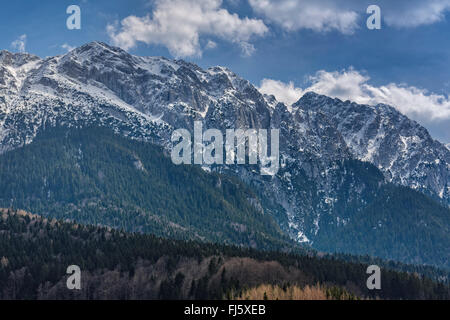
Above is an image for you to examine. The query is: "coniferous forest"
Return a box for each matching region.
[0,127,449,301]
[0,127,448,269]
[0,209,449,300]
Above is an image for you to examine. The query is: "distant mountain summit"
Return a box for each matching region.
[0,42,449,267]
[296,92,450,204]
[1,42,447,203]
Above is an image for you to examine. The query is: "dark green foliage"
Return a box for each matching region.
[0,125,448,288]
[0,210,448,300]
[0,127,291,250]
[318,184,450,268]
[287,159,450,269]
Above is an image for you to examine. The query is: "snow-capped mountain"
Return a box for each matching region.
[295,93,450,204]
[0,41,449,248]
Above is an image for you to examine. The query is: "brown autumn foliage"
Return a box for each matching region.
[232,283,360,300]
[232,284,328,300]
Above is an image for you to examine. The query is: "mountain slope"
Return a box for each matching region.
[0,42,449,268]
[0,126,291,250]
[0,42,447,207]
[0,126,449,269]
[296,92,450,205]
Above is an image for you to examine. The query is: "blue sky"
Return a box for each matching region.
[1,0,449,142]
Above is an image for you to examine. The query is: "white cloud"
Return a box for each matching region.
[306,69,371,103]
[61,43,75,52]
[382,0,450,28]
[248,0,450,33]
[11,34,27,53]
[306,69,450,122]
[205,40,217,50]
[239,42,256,57]
[259,79,304,106]
[258,69,450,142]
[107,0,268,57]
[248,0,359,34]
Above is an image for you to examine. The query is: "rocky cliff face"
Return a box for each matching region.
[0,42,448,247]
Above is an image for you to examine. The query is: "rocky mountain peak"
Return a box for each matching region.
[295,90,450,204]
[0,50,41,68]
[0,43,448,252]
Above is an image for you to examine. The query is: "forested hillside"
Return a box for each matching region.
[0,41,448,274]
[0,127,291,251]
[307,161,450,269]
[0,209,448,300]
[0,126,449,269]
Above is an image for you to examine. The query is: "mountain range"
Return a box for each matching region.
[0,41,448,269]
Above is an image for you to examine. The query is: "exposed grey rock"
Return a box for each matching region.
[0,41,448,247]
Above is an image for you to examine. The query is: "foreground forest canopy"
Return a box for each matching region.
[0,209,449,300]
